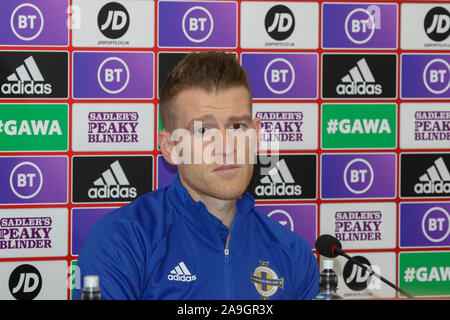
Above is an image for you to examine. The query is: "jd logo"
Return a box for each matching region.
[265,5,295,41]
[9,264,42,300]
[343,256,381,291]
[97,2,130,39]
[424,7,450,42]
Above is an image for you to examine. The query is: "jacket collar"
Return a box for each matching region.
[168,172,255,247]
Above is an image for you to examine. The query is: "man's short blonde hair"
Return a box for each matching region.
[159,51,252,131]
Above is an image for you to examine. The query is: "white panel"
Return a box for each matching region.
[72,0,155,48]
[241,2,318,49]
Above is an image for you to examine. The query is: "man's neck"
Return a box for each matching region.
[199,196,237,229]
[179,177,237,229]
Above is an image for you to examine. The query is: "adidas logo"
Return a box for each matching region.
[1,56,52,95]
[87,160,137,199]
[336,58,382,96]
[255,159,302,196]
[167,261,197,282]
[414,157,450,194]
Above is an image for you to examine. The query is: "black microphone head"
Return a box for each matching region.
[316,234,342,258]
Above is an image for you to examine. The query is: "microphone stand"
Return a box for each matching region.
[336,248,416,300]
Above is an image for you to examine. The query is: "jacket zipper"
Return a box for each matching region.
[224,248,230,298]
[224,208,240,299]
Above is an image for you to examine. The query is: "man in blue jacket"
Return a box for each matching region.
[73,52,319,300]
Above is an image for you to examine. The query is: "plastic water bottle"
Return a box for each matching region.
[314,260,343,300]
[81,275,102,300]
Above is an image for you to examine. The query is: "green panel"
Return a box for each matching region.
[399,251,450,297]
[0,104,68,151]
[322,103,396,149]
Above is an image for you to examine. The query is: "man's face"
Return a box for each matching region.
[160,86,260,201]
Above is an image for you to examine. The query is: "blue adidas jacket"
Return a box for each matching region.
[72,173,319,300]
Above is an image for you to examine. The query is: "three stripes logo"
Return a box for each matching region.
[72,156,153,203]
[0,51,68,99]
[322,54,396,98]
[336,58,382,96]
[249,155,317,200]
[88,160,137,199]
[167,261,197,282]
[414,157,450,195]
[1,56,52,95]
[256,158,302,197]
[401,154,450,197]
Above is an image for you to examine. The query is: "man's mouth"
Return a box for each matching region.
[213,165,240,172]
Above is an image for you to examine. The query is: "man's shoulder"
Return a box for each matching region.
[250,208,311,253]
[87,186,180,245]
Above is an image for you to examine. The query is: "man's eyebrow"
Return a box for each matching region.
[227,115,253,123]
[186,114,216,129]
[184,114,253,130]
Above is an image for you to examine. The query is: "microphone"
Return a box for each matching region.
[316,234,342,258]
[315,234,416,300]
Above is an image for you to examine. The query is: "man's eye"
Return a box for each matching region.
[195,127,208,135]
[231,123,246,131]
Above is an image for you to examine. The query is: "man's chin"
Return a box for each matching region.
[208,178,249,200]
[210,188,246,200]
[212,165,241,177]
[179,163,253,200]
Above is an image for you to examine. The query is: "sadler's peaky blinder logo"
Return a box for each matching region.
[250,261,284,300]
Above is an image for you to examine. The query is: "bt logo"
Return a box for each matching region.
[182,6,214,43]
[264,58,295,94]
[9,161,43,200]
[264,5,295,41]
[343,158,374,194]
[268,209,294,232]
[345,5,381,44]
[97,57,130,94]
[422,207,450,243]
[423,58,450,95]
[10,3,44,41]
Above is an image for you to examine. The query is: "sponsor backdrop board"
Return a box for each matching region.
[321,103,396,149]
[0,51,68,99]
[72,155,153,203]
[322,53,397,99]
[0,0,448,300]
[0,104,68,151]
[72,103,154,152]
[0,0,69,47]
[72,0,155,48]
[320,202,397,250]
[322,3,398,49]
[319,252,397,299]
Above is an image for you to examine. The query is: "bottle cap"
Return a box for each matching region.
[84,275,99,289]
[323,260,334,270]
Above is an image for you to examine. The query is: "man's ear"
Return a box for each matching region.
[159,130,177,165]
[252,117,261,152]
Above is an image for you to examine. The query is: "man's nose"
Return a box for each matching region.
[214,128,235,162]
